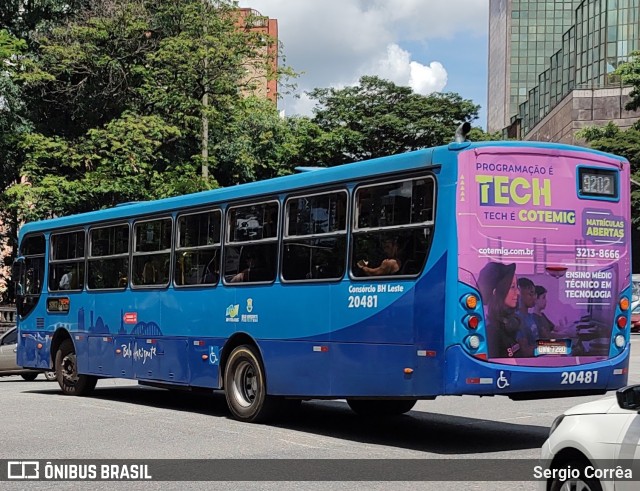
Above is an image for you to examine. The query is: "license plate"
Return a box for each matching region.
[536,340,569,355]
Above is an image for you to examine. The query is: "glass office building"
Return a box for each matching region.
[488,1,580,132]
[516,0,639,135]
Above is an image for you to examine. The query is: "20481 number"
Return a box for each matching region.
[560,370,598,385]
[348,295,378,308]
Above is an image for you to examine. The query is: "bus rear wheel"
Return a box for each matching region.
[21,373,38,381]
[224,345,278,423]
[347,399,417,417]
[55,339,97,396]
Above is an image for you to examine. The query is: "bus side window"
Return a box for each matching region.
[225,201,279,285]
[132,218,172,288]
[352,177,434,279]
[49,230,86,291]
[281,191,347,282]
[175,209,221,287]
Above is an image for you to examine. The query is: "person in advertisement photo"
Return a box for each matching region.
[532,284,563,339]
[477,261,523,358]
[516,277,538,357]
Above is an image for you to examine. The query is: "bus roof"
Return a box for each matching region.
[18,140,626,237]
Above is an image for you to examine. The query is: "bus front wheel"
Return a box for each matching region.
[224,345,278,423]
[347,399,417,417]
[55,339,97,396]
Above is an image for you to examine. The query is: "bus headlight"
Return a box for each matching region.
[615,335,626,349]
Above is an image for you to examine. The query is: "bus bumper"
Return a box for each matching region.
[443,344,630,398]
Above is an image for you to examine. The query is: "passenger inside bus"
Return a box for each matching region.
[59,268,75,290]
[201,253,219,284]
[142,261,157,284]
[230,250,270,283]
[356,238,402,276]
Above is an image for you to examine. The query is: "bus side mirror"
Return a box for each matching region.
[12,257,25,297]
[616,385,640,412]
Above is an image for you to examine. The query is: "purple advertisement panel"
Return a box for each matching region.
[457,147,630,367]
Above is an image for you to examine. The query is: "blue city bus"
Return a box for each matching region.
[13,138,632,422]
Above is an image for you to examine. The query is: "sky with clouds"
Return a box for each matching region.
[239,0,489,128]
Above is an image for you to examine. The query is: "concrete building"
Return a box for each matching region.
[235,8,278,103]
[488,0,640,143]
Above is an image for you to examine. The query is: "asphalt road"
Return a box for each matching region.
[1,336,639,491]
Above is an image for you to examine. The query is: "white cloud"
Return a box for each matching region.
[367,44,447,95]
[239,0,487,115]
[289,92,317,117]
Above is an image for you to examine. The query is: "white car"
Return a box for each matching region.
[540,385,640,491]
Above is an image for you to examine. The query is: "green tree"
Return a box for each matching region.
[578,51,640,271]
[0,29,29,193]
[304,75,480,166]
[578,122,640,224]
[0,0,89,38]
[468,127,502,142]
[212,97,302,185]
[6,0,287,220]
[617,51,640,112]
[0,30,30,300]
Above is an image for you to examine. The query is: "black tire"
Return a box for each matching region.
[55,339,97,396]
[548,459,603,491]
[224,345,279,423]
[347,399,417,417]
[21,373,38,381]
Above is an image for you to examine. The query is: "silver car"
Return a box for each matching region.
[0,327,55,381]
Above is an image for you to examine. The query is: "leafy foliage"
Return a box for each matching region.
[0,30,30,297]
[212,97,302,185]
[468,127,502,142]
[0,0,89,39]
[578,51,640,228]
[4,0,285,221]
[578,122,640,224]
[617,51,640,112]
[304,76,480,166]
[0,30,30,192]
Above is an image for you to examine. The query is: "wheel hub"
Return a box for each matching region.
[233,360,258,407]
[62,353,79,384]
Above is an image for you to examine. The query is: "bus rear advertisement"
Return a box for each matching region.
[12,140,632,422]
[457,146,629,369]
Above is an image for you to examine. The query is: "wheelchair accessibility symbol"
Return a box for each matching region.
[209,346,220,365]
[497,371,510,389]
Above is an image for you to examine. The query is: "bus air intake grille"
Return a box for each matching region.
[36,318,45,329]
